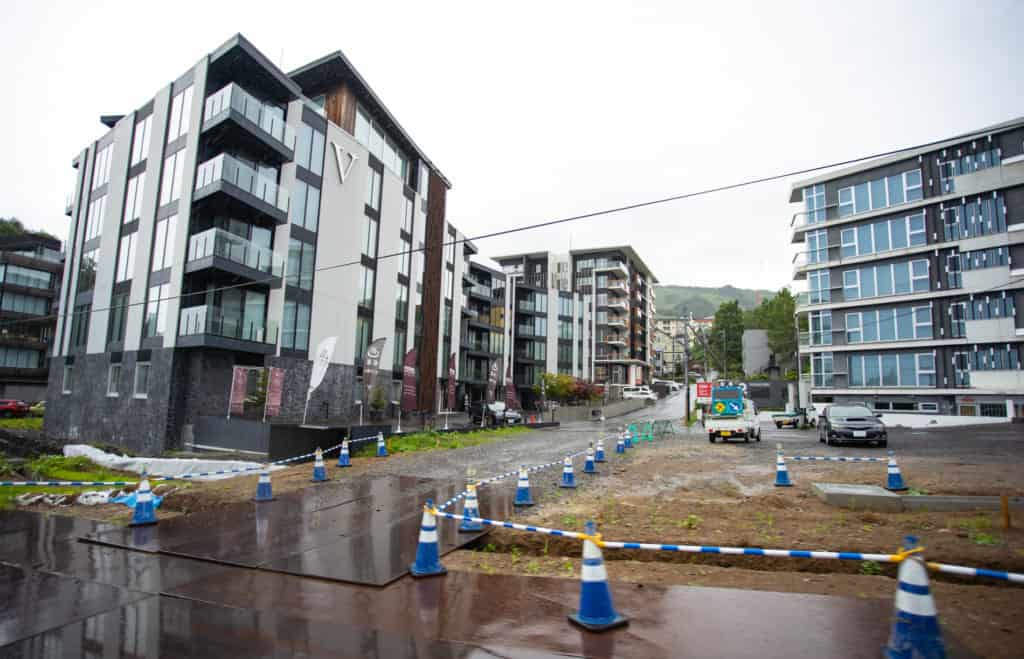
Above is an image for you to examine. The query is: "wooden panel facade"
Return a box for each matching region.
[417,171,448,412]
[323,82,357,133]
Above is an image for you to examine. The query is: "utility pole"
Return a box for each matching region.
[682,314,691,423]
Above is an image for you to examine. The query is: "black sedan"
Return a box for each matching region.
[818,405,888,447]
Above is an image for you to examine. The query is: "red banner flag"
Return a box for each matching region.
[401,348,418,412]
[504,361,518,410]
[264,367,285,418]
[229,367,248,417]
[447,352,456,410]
[486,359,499,404]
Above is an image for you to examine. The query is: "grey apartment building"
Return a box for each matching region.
[792,116,1024,418]
[495,247,656,405]
[50,34,469,452]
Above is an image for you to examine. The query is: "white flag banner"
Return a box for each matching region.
[309,336,337,395]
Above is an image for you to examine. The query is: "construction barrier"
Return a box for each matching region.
[774,445,909,491]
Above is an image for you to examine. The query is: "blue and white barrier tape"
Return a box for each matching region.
[928,561,1024,584]
[433,509,587,539]
[784,456,887,463]
[1,480,135,487]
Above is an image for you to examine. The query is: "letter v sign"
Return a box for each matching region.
[330,142,359,184]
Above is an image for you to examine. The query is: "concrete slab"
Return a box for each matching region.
[813,483,904,512]
[901,495,1024,513]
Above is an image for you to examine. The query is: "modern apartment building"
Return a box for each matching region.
[791,116,1024,418]
[460,257,506,403]
[0,233,63,401]
[653,317,688,376]
[494,246,656,403]
[49,34,462,452]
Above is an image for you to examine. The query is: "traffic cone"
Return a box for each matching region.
[884,536,944,659]
[885,451,908,492]
[514,465,534,507]
[627,423,637,445]
[560,456,576,488]
[129,474,158,526]
[376,432,388,457]
[459,483,483,532]
[615,439,625,454]
[623,429,633,450]
[584,445,597,474]
[595,439,606,463]
[410,500,446,578]
[311,447,327,482]
[337,440,351,467]
[774,445,792,487]
[253,466,274,502]
[568,521,628,631]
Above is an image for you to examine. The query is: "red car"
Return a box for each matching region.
[0,399,30,418]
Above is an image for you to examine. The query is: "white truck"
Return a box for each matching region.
[706,385,761,443]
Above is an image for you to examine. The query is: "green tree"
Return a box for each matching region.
[0,217,60,241]
[744,288,797,368]
[710,300,744,376]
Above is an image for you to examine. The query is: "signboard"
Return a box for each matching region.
[696,381,713,400]
[309,336,337,395]
[228,367,248,417]
[363,337,387,403]
[446,352,456,410]
[264,367,285,418]
[486,359,499,403]
[401,348,418,412]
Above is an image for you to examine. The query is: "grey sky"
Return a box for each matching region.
[2,0,1022,291]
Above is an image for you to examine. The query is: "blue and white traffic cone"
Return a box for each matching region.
[584,445,597,474]
[459,483,484,532]
[560,456,577,488]
[376,432,388,458]
[627,424,637,447]
[568,521,628,631]
[624,429,633,450]
[410,499,447,578]
[514,465,534,507]
[884,536,944,659]
[253,466,274,502]
[129,474,158,526]
[615,438,625,454]
[595,439,606,463]
[337,440,351,467]
[885,451,908,492]
[774,445,792,487]
[311,447,327,482]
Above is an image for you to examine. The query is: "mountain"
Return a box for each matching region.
[653,285,774,319]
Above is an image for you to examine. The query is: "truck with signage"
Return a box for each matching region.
[705,384,761,443]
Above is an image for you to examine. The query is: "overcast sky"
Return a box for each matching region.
[3,0,1022,291]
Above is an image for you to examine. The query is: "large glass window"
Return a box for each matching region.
[286,239,315,290]
[2,265,50,290]
[401,197,414,233]
[364,168,382,212]
[85,196,106,242]
[143,284,170,338]
[108,293,129,343]
[77,249,98,293]
[395,282,409,321]
[355,315,372,362]
[808,269,830,304]
[123,173,146,224]
[838,169,922,217]
[811,352,833,387]
[809,310,832,345]
[151,215,177,271]
[0,347,41,368]
[358,265,375,307]
[848,352,935,387]
[1,292,47,315]
[398,237,411,275]
[91,145,112,190]
[159,151,185,205]
[353,106,409,182]
[806,229,828,264]
[842,259,928,301]
[281,300,311,351]
[116,233,136,282]
[290,180,321,232]
[166,86,194,143]
[803,184,825,224]
[942,196,1007,241]
[971,344,1021,371]
[362,215,378,257]
[295,124,325,175]
[130,115,152,165]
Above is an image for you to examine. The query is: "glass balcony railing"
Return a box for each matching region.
[469,282,492,298]
[204,83,296,151]
[195,154,289,213]
[188,228,283,276]
[179,304,278,344]
[463,337,491,352]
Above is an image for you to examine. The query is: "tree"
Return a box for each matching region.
[0,217,60,241]
[744,288,797,368]
[710,300,744,376]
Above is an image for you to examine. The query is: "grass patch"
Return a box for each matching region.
[0,454,135,510]
[859,560,883,576]
[0,417,43,431]
[355,427,530,456]
[951,515,1000,546]
[677,514,702,530]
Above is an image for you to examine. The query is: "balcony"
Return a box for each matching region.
[203,83,296,162]
[467,282,492,300]
[177,304,278,354]
[594,261,629,279]
[0,333,49,351]
[606,300,628,312]
[968,370,1024,392]
[516,324,536,338]
[193,154,289,225]
[964,317,1017,343]
[462,337,492,354]
[515,349,545,363]
[606,282,628,296]
[603,318,627,329]
[962,266,1011,292]
[185,228,283,284]
[600,335,627,347]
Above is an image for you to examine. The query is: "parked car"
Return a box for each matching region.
[29,401,45,417]
[469,401,522,426]
[818,404,887,447]
[622,386,657,402]
[0,399,30,418]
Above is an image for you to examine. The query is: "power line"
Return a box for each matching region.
[25,130,1023,333]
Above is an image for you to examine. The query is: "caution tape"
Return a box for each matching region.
[784,456,887,463]
[1,480,136,487]
[927,561,1024,584]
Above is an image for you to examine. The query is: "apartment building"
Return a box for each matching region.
[0,233,63,401]
[653,317,688,376]
[49,34,460,452]
[791,116,1024,418]
[460,257,506,403]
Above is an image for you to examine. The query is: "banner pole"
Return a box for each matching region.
[302,391,310,426]
[262,368,269,423]
[227,367,235,420]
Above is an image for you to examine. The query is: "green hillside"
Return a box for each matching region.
[654,285,774,319]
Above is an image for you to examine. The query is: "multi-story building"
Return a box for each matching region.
[653,316,689,376]
[791,116,1024,418]
[459,257,506,403]
[494,246,657,403]
[0,233,63,401]
[49,34,462,452]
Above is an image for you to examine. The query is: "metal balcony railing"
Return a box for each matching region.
[194,154,289,213]
[204,83,296,151]
[178,305,279,344]
[188,228,283,276]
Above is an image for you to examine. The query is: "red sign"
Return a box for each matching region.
[264,367,285,417]
[696,382,713,399]
[447,352,456,410]
[401,348,418,412]
[229,367,248,417]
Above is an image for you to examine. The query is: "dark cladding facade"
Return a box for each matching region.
[792,116,1024,418]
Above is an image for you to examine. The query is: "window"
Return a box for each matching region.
[166,86,194,143]
[842,270,859,300]
[849,352,935,387]
[393,328,406,367]
[130,115,152,165]
[2,265,50,290]
[838,187,853,217]
[398,237,411,276]
[281,300,311,351]
[294,124,325,175]
[971,345,1021,371]
[803,184,825,224]
[290,180,321,232]
[107,364,121,397]
[841,228,857,257]
[150,215,177,271]
[960,247,1008,272]
[144,284,170,337]
[365,168,382,212]
[843,259,928,301]
[116,233,136,282]
[966,293,1016,321]
[401,197,414,233]
[559,319,573,340]
[559,296,573,316]
[354,107,371,145]
[837,169,922,217]
[0,347,39,368]
[355,315,372,362]
[353,106,409,181]
[419,162,430,200]
[133,362,151,398]
[806,229,828,264]
[91,145,112,190]
[811,353,833,387]
[911,259,929,291]
[952,351,970,387]
[286,239,315,290]
[159,151,185,205]
[123,173,146,224]
[62,366,73,394]
[69,304,90,347]
[107,293,129,344]
[916,353,935,386]
[913,306,932,339]
[950,302,966,337]
[942,196,1006,241]
[85,196,106,241]
[77,249,98,293]
[809,311,832,345]
[443,269,453,301]
[980,403,1007,418]
[939,148,1002,193]
[358,265,375,307]
[395,282,409,321]
[808,269,830,304]
[845,312,861,343]
[362,215,378,257]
